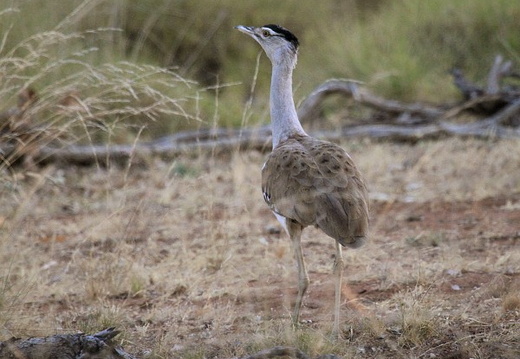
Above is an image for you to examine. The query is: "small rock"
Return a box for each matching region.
[42,260,58,270]
[171,344,184,352]
[406,182,423,191]
[446,269,461,276]
[258,237,269,245]
[356,347,366,354]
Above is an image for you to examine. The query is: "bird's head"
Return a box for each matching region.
[235,24,299,68]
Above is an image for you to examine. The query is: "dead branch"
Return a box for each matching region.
[34,112,520,167]
[486,55,512,95]
[0,328,137,359]
[34,126,273,166]
[2,55,520,167]
[0,330,338,359]
[451,55,520,115]
[297,79,443,125]
[450,68,484,100]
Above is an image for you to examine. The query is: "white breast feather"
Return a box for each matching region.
[273,211,289,235]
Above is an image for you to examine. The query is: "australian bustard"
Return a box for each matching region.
[235,24,369,335]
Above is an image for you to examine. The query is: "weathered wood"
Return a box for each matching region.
[486,55,511,95]
[33,113,520,166]
[2,55,520,167]
[0,328,137,359]
[0,330,339,359]
[451,55,520,115]
[35,126,273,166]
[450,68,483,101]
[297,79,443,125]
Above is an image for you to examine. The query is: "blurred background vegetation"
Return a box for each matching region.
[1,0,519,141]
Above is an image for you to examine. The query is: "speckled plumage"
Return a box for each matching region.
[236,24,369,336]
[262,134,369,248]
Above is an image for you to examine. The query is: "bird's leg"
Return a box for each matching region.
[288,220,309,326]
[333,241,344,338]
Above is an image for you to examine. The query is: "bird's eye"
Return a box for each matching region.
[262,30,271,37]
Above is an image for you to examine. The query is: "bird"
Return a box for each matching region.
[235,24,369,336]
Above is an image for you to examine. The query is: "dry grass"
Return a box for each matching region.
[1,4,206,169]
[1,4,520,358]
[0,138,519,358]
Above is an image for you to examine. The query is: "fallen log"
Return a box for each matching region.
[297,79,444,125]
[0,328,137,359]
[450,55,520,115]
[2,56,520,167]
[34,113,520,166]
[35,127,273,166]
[0,329,338,359]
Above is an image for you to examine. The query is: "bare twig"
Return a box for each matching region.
[449,68,484,100]
[486,55,512,95]
[297,79,443,125]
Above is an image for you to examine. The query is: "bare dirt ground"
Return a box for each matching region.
[0,137,519,358]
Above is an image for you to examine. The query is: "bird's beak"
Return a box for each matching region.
[234,25,255,36]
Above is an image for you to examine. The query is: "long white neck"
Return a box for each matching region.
[270,62,306,148]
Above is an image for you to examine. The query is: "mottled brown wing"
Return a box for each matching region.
[262,137,319,227]
[305,136,369,247]
[262,135,369,247]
